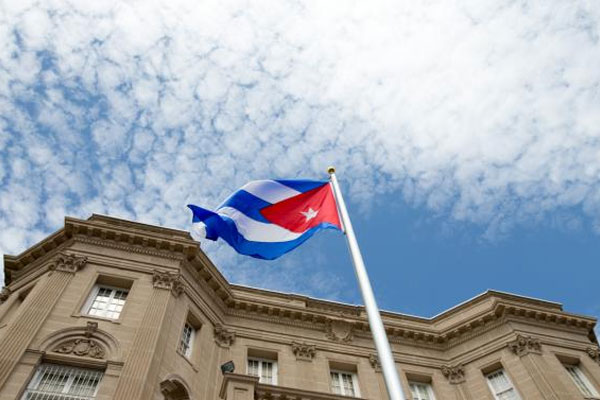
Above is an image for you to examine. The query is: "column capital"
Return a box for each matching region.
[214,324,235,348]
[369,354,382,372]
[441,364,466,384]
[152,270,184,297]
[508,334,542,357]
[49,253,87,274]
[291,342,316,361]
[587,347,600,365]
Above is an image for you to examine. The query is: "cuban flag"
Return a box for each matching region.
[188,180,342,260]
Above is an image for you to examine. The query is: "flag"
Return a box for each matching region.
[188,179,342,260]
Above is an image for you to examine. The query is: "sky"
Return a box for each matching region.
[0,0,599,327]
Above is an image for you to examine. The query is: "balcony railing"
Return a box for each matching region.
[220,373,362,400]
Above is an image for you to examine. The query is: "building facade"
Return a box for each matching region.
[0,214,599,400]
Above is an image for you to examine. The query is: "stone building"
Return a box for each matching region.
[0,214,599,400]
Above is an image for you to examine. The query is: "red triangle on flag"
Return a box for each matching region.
[260,183,341,233]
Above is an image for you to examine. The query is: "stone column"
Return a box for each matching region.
[507,334,569,399]
[441,364,472,400]
[112,270,184,400]
[0,253,87,390]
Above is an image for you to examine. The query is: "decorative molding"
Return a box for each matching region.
[53,338,105,359]
[291,342,316,361]
[587,347,600,365]
[325,319,354,342]
[74,236,185,261]
[49,253,87,274]
[441,364,466,384]
[508,334,542,357]
[305,300,362,317]
[0,287,11,303]
[214,324,235,348]
[152,270,185,297]
[369,354,381,372]
[85,322,98,337]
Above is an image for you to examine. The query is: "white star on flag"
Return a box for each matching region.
[300,207,319,222]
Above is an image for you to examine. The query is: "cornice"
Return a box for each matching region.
[74,237,185,261]
[4,216,198,278]
[504,305,595,331]
[225,299,595,352]
[3,215,234,307]
[3,214,596,354]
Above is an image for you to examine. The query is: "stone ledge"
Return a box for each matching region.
[219,373,364,400]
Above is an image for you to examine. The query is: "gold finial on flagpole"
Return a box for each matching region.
[327,166,336,174]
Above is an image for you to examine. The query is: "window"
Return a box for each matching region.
[84,285,128,319]
[247,358,277,384]
[21,363,103,399]
[486,369,520,400]
[330,370,360,397]
[178,322,196,358]
[409,382,435,400]
[565,365,599,398]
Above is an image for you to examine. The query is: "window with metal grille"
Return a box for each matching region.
[85,285,128,319]
[486,369,520,400]
[178,322,195,358]
[409,382,435,400]
[21,363,103,400]
[330,370,359,397]
[247,358,277,385]
[564,365,599,397]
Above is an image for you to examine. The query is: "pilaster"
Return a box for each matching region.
[507,334,569,399]
[112,270,184,400]
[441,364,472,400]
[0,253,86,390]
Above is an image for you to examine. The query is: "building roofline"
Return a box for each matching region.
[3,214,594,338]
[230,284,567,322]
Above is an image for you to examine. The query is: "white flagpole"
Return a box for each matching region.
[328,167,407,400]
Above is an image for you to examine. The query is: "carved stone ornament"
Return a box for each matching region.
[507,334,542,357]
[441,364,466,384]
[587,347,600,365]
[325,319,354,342]
[85,321,98,338]
[49,253,87,274]
[214,324,235,348]
[153,270,184,297]
[0,287,11,303]
[53,338,105,359]
[369,354,381,372]
[291,342,316,361]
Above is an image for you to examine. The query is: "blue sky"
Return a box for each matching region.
[0,0,599,326]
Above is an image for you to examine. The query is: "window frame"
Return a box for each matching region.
[564,364,600,398]
[178,321,196,359]
[485,368,521,400]
[247,357,278,385]
[21,363,104,399]
[330,369,360,397]
[409,381,436,400]
[82,284,129,320]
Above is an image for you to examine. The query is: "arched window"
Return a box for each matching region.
[160,376,191,400]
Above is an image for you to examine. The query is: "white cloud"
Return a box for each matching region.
[0,0,599,294]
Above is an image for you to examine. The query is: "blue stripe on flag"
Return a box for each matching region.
[275,179,327,193]
[217,190,272,223]
[212,214,339,259]
[188,204,339,260]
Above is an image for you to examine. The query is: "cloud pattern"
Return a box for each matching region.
[1,0,599,297]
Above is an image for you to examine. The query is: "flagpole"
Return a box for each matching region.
[328,167,407,400]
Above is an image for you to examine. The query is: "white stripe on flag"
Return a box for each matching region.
[241,180,301,204]
[218,207,303,242]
